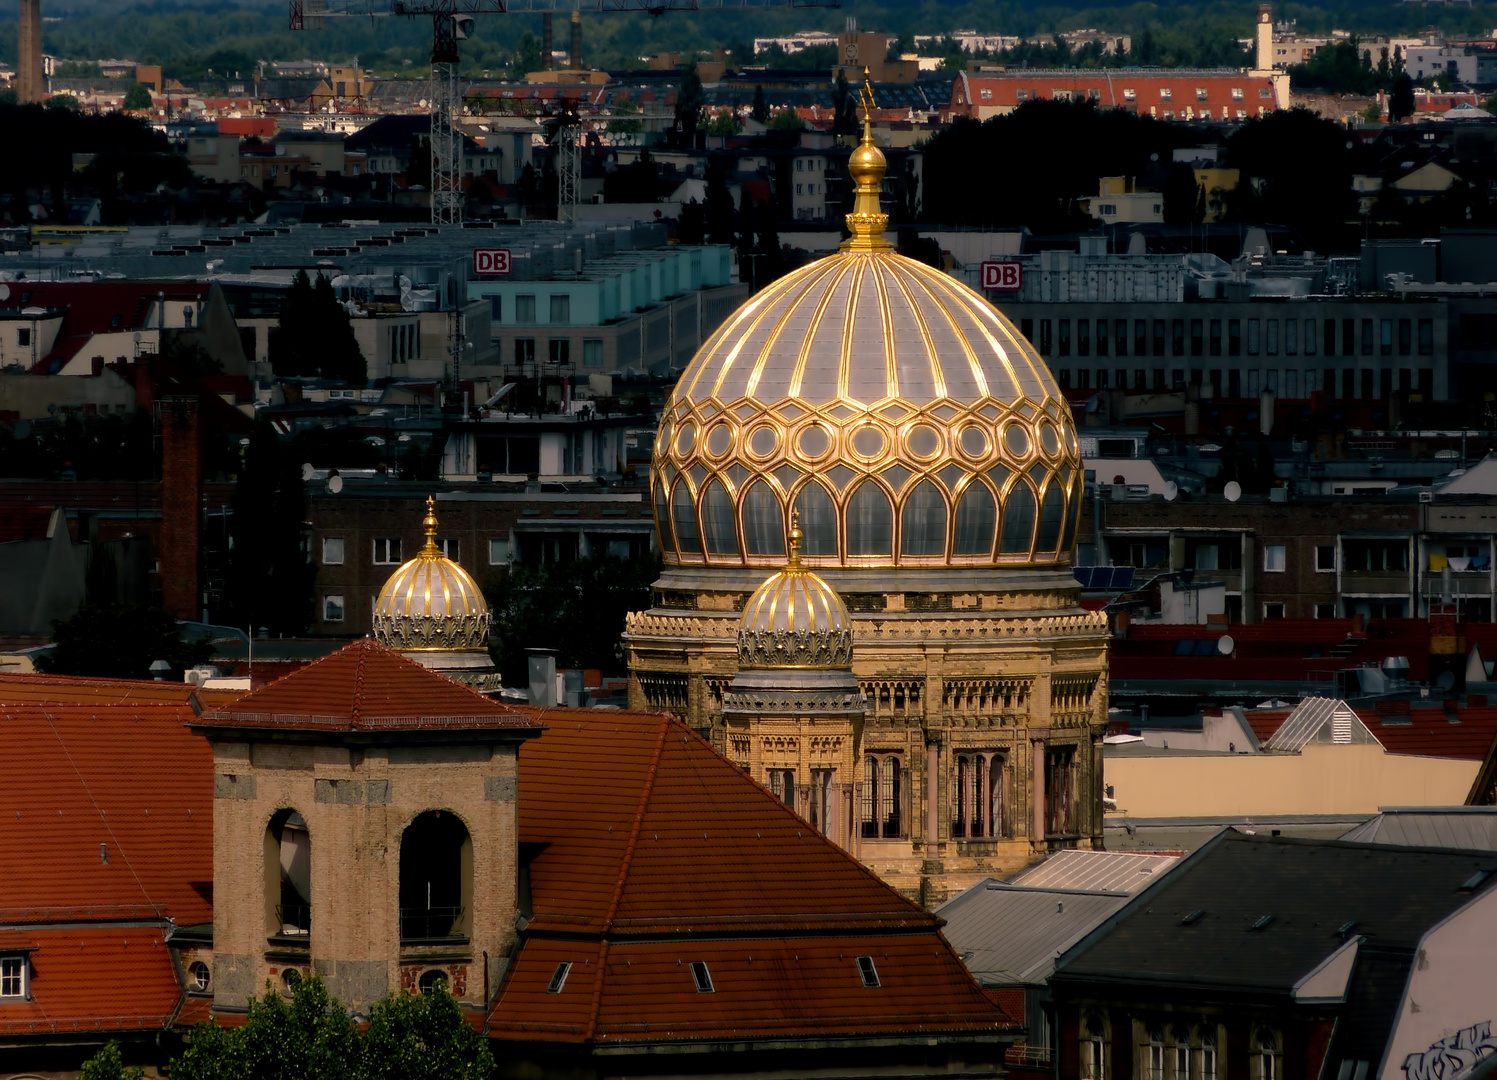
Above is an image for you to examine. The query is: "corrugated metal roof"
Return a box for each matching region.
[1265,696,1374,753]
[1009,849,1181,893]
[1338,807,1497,851]
[937,882,1130,986]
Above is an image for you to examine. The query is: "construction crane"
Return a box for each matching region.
[290,0,840,226]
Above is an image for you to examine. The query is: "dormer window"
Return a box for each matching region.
[690,961,714,993]
[0,956,27,999]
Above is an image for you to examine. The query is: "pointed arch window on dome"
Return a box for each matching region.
[900,480,947,557]
[953,482,998,556]
[670,481,701,555]
[1000,483,1037,554]
[1038,481,1066,553]
[653,479,673,555]
[701,480,739,557]
[741,481,786,557]
[847,482,893,557]
[793,482,838,557]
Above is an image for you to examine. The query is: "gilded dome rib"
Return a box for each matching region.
[883,259,946,403]
[788,258,851,401]
[912,265,991,401]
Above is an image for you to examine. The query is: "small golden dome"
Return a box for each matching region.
[372,497,490,652]
[738,514,853,669]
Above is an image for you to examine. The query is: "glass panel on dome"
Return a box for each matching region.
[653,481,673,554]
[937,463,965,492]
[882,463,912,493]
[748,425,778,458]
[947,295,1022,403]
[774,464,802,493]
[846,264,890,404]
[701,480,739,556]
[794,482,838,556]
[900,480,947,557]
[825,463,856,492]
[954,483,998,556]
[1000,483,1036,554]
[671,482,701,554]
[890,277,941,404]
[847,482,893,557]
[742,481,786,557]
[1062,481,1083,554]
[1037,481,1065,553]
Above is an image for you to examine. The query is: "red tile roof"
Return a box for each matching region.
[1365,707,1497,761]
[491,710,1009,1045]
[0,672,237,710]
[0,701,213,925]
[950,71,1280,121]
[0,281,212,371]
[196,640,539,732]
[0,927,183,1036]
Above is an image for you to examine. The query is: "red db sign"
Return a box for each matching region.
[981,260,1023,291]
[473,248,511,275]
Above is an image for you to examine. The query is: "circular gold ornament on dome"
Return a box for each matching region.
[850,424,886,459]
[1039,422,1061,457]
[905,423,941,460]
[675,423,696,456]
[706,422,733,458]
[797,423,832,460]
[746,424,779,459]
[957,424,990,459]
[1003,422,1031,458]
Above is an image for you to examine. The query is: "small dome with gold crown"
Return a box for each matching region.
[372,497,490,652]
[737,512,854,670]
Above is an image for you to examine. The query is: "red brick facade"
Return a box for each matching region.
[159,397,201,621]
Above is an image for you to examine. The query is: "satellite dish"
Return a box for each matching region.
[1162,481,1179,502]
[0,284,9,301]
[1437,670,1456,692]
[1224,480,1242,502]
[327,475,344,494]
[301,462,315,481]
[1218,635,1235,656]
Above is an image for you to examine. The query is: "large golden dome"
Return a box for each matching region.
[651,114,1081,571]
[372,497,490,651]
[738,515,854,669]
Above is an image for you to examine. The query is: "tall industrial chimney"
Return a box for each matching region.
[1255,4,1273,74]
[570,10,582,70]
[541,13,553,71]
[17,0,43,104]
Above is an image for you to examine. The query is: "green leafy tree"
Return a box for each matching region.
[606,94,641,137]
[769,108,805,132]
[224,417,314,637]
[831,69,858,137]
[80,1041,145,1080]
[1390,74,1416,121]
[755,199,785,286]
[510,31,544,78]
[268,270,366,384]
[704,157,736,245]
[706,108,741,137]
[674,60,706,146]
[172,975,358,1080]
[1365,102,1386,123]
[1161,163,1202,225]
[46,93,81,112]
[37,603,212,680]
[361,978,496,1080]
[122,82,152,110]
[484,552,658,685]
[751,84,768,124]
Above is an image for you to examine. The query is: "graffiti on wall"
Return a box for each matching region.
[1404,1022,1497,1080]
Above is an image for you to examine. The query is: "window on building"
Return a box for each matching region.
[767,768,796,806]
[1160,87,1173,100]
[1418,318,1434,356]
[1343,539,1408,572]
[901,480,947,556]
[489,538,510,565]
[514,337,536,365]
[1232,87,1245,101]
[322,537,344,564]
[1039,319,1054,355]
[690,961,714,993]
[548,338,570,366]
[1123,88,1136,101]
[582,338,603,368]
[1398,318,1412,356]
[547,962,571,993]
[16,328,29,347]
[1209,319,1222,356]
[1045,746,1076,836]
[0,956,26,999]
[189,961,211,992]
[1264,602,1285,619]
[1059,319,1071,356]
[1201,1034,1218,1080]
[400,810,472,941]
[515,294,536,324]
[952,753,1003,838]
[808,769,833,836]
[1190,319,1203,357]
[856,955,881,987]
[1381,318,1393,356]
[846,481,893,556]
[1316,602,1336,618]
[1152,320,1165,356]
[489,295,502,323]
[1171,319,1185,356]
[1082,1013,1109,1080]
[1315,544,1336,571]
[1148,1027,1166,1080]
[1264,544,1286,572]
[1117,321,1129,357]
[1078,319,1090,357]
[372,538,402,564]
[1175,1036,1191,1080]
[266,808,311,938]
[1361,318,1374,355]
[1256,1031,1280,1080]
[861,755,903,838]
[322,595,345,622]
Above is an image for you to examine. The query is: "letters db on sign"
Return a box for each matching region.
[473,248,511,276]
[981,261,1022,291]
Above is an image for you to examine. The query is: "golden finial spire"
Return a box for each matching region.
[842,67,890,251]
[787,508,803,569]
[421,495,440,555]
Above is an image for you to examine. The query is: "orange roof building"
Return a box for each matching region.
[0,647,1014,1074]
[949,71,1288,123]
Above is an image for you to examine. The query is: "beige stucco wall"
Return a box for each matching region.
[1105,743,1479,819]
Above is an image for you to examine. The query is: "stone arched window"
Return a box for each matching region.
[793,481,838,557]
[1081,1010,1110,1080]
[265,809,311,938]
[846,481,893,557]
[740,480,785,557]
[1253,1029,1280,1080]
[900,480,947,557]
[399,811,472,942]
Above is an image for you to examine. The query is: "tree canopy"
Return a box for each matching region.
[267,270,367,385]
[222,417,315,637]
[36,602,213,681]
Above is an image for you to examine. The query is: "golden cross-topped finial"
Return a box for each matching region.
[421,495,440,555]
[858,66,876,129]
[787,508,803,569]
[841,68,890,251]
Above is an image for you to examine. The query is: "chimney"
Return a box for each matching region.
[159,397,202,622]
[1255,4,1273,73]
[541,13,553,71]
[17,0,43,104]
[570,10,582,70]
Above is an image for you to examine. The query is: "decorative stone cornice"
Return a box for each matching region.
[625,609,1108,645]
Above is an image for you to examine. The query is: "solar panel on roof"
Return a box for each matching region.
[1074,567,1094,588]
[1113,567,1136,590]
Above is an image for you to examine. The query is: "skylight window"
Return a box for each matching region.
[547,962,571,993]
[690,961,714,993]
[856,955,881,988]
[1459,869,1494,892]
[1250,915,1276,931]
[1180,909,1204,926]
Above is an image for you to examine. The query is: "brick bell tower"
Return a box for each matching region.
[190,642,542,1016]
